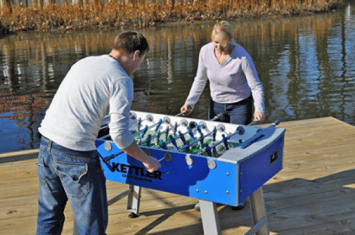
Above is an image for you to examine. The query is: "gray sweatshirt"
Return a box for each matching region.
[185,42,265,113]
[39,55,134,151]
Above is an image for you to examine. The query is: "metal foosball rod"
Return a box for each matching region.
[101,114,194,162]
[198,130,242,156]
[102,120,251,163]
[157,134,180,150]
[176,126,218,153]
[135,118,164,138]
[104,112,244,161]
[165,120,212,151]
[248,120,259,126]
[99,113,153,134]
[171,110,199,136]
[136,113,171,132]
[153,113,223,154]
[156,122,197,149]
[210,113,224,121]
[156,135,176,150]
[177,124,201,144]
[190,112,247,156]
[99,114,156,140]
[138,112,253,156]
[102,128,167,163]
[136,117,187,147]
[102,130,163,162]
[175,110,189,117]
[140,125,170,143]
[156,124,218,155]
[139,126,170,146]
[101,117,164,162]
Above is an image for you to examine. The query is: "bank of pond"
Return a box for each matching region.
[0,0,344,36]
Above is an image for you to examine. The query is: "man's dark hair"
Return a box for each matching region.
[112,31,149,57]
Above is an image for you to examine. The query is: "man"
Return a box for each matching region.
[36,31,161,235]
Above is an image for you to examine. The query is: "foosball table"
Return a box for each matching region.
[95,110,286,235]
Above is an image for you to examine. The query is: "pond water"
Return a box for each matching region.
[1,1,355,153]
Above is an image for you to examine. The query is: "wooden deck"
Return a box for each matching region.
[1,117,355,235]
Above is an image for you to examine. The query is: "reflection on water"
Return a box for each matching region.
[1,2,355,153]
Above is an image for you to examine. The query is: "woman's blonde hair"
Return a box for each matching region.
[211,21,236,47]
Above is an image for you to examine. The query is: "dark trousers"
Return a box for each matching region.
[208,95,253,125]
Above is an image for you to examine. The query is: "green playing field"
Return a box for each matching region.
[133,130,239,157]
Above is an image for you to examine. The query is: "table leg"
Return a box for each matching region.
[127,185,142,216]
[200,200,221,235]
[247,187,269,235]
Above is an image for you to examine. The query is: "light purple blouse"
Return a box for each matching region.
[185,42,265,113]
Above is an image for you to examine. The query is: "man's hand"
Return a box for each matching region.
[143,155,161,172]
[122,141,161,172]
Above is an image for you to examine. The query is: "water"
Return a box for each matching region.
[1,2,355,153]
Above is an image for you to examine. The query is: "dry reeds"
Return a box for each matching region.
[0,0,344,34]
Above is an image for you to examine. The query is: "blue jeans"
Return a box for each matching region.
[208,96,253,125]
[36,136,108,235]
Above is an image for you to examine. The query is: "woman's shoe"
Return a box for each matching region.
[230,202,245,210]
[194,203,201,211]
[195,202,231,211]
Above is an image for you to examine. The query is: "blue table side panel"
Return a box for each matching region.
[96,140,238,206]
[238,135,284,203]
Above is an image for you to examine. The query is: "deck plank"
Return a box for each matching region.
[1,116,355,234]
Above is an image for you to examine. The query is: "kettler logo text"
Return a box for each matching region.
[111,162,162,181]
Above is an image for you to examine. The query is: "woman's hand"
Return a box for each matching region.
[254,112,265,123]
[180,104,193,116]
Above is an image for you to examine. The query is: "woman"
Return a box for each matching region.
[180,21,266,210]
